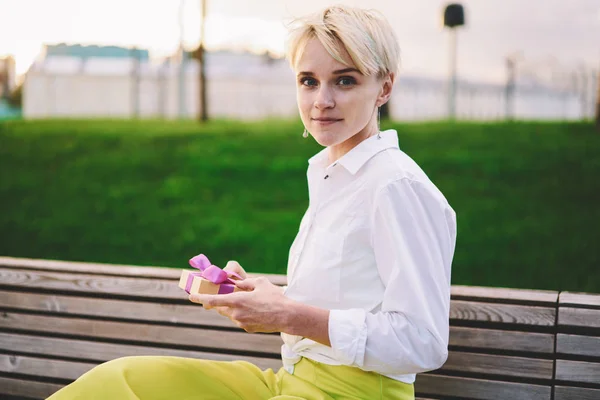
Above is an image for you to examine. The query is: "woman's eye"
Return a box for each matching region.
[338,77,356,86]
[300,77,318,87]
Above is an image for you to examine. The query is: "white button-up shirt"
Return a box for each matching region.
[281,129,456,384]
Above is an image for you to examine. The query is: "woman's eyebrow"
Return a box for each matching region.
[333,68,360,74]
[297,68,360,77]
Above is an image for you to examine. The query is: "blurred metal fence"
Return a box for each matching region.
[22,48,598,122]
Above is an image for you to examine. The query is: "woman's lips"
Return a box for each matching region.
[312,118,343,125]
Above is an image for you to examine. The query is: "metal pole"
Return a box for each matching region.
[198,0,207,122]
[448,28,457,120]
[580,66,588,120]
[178,0,186,118]
[505,57,516,120]
[131,46,140,118]
[596,70,600,132]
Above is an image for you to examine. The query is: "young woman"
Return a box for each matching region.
[48,5,456,399]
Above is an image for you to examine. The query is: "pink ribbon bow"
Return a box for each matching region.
[185,254,242,294]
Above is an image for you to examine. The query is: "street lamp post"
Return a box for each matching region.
[178,0,187,119]
[443,3,466,120]
[131,46,140,118]
[596,70,600,132]
[198,0,207,122]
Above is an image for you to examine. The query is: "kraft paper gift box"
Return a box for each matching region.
[178,253,242,295]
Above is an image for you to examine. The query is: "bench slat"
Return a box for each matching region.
[0,352,282,386]
[0,290,238,329]
[0,354,94,381]
[559,292,600,308]
[0,330,550,383]
[451,300,555,326]
[451,285,558,305]
[0,256,181,279]
[442,351,553,380]
[556,334,600,358]
[415,373,551,400]
[0,268,186,300]
[0,256,288,285]
[2,257,567,304]
[555,360,600,385]
[558,307,600,329]
[554,386,600,400]
[0,302,556,357]
[449,326,555,354]
[0,312,283,356]
[0,376,63,399]
[0,333,282,371]
[0,290,557,332]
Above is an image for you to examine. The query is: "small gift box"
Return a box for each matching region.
[179,254,242,295]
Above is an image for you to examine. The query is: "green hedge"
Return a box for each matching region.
[0,119,598,293]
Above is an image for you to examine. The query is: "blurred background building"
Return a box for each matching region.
[22,43,596,121]
[23,44,295,120]
[2,0,598,122]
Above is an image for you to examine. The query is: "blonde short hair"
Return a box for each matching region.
[286,5,401,78]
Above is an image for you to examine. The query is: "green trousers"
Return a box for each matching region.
[47,356,414,399]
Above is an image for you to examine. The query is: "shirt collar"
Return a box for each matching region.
[308,129,399,175]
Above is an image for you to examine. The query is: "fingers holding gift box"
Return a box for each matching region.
[178,254,243,295]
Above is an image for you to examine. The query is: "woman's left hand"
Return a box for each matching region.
[189,277,292,333]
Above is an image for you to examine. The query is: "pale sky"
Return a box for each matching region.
[2,0,599,83]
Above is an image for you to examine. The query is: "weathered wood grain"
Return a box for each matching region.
[449,326,555,354]
[0,256,180,278]
[558,307,600,329]
[0,354,94,380]
[441,351,553,380]
[556,334,600,357]
[451,285,558,305]
[0,376,63,399]
[0,312,283,356]
[3,256,599,400]
[554,386,600,400]
[0,333,283,370]
[415,373,551,400]
[555,360,600,385]
[0,290,237,328]
[0,332,281,370]
[451,300,556,326]
[0,290,557,331]
[0,268,188,300]
[559,292,600,308]
[0,256,288,285]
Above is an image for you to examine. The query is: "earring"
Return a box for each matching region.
[303,129,309,138]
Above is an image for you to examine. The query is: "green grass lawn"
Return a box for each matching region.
[0,119,598,293]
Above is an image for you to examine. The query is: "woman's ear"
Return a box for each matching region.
[377,72,395,107]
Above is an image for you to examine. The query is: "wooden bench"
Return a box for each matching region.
[0,256,598,400]
[554,292,600,400]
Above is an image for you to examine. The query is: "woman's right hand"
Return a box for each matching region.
[223,260,247,280]
[210,260,248,317]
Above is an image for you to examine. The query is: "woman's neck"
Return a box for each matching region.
[328,121,379,164]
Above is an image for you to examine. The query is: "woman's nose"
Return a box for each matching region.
[314,86,335,109]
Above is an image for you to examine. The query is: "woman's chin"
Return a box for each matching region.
[311,130,340,147]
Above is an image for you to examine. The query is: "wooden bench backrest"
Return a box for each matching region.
[1,257,599,400]
[555,292,600,400]
[0,258,284,399]
[415,286,557,400]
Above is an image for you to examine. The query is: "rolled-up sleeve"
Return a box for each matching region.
[328,177,456,375]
